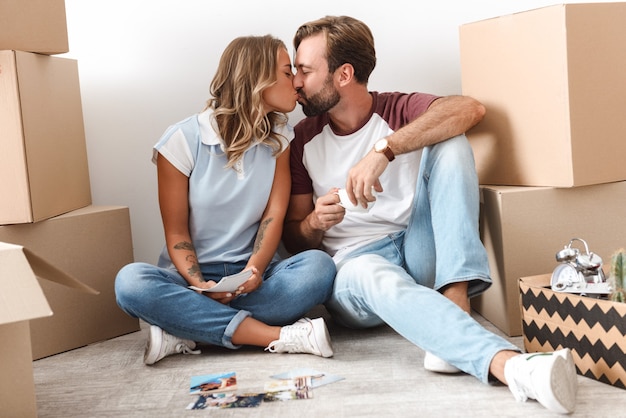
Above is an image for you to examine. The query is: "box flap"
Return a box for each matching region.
[0,242,52,325]
[0,242,99,326]
[23,248,99,296]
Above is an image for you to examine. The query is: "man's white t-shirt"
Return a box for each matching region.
[290,91,438,263]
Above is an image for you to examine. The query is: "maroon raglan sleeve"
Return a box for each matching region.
[289,129,313,195]
[375,91,440,131]
[290,114,328,195]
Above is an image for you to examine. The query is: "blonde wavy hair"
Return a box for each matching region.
[204,35,288,168]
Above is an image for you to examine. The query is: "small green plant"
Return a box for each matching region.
[608,249,626,303]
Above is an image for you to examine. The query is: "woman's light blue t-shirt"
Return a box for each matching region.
[152,108,292,268]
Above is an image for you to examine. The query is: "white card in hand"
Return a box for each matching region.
[188,270,252,293]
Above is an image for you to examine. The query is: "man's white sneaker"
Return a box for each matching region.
[144,325,201,365]
[504,348,578,414]
[265,317,333,358]
[424,351,461,373]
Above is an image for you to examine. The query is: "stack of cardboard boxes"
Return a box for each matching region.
[460,3,626,389]
[0,1,140,415]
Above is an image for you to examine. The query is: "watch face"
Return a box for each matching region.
[551,263,584,291]
[375,139,387,152]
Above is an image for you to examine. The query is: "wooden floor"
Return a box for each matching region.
[33,308,625,417]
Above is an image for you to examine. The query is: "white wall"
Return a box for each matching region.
[62,0,612,264]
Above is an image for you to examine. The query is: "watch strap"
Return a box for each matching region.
[381,146,395,162]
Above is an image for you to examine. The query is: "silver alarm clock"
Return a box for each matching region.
[550,238,609,294]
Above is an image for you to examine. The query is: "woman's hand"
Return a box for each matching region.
[192,281,238,305]
[195,267,262,304]
[238,266,262,294]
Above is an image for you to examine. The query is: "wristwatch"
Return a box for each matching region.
[374,138,395,162]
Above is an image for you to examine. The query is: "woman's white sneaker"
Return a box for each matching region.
[144,325,200,365]
[265,317,333,358]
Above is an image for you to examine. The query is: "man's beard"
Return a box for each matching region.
[298,76,340,117]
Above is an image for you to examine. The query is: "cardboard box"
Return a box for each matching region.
[0,205,140,359]
[460,3,626,187]
[0,0,69,54]
[474,182,626,336]
[0,50,91,225]
[520,274,626,389]
[0,242,98,417]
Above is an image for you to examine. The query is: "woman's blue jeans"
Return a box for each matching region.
[115,249,335,349]
[325,135,519,383]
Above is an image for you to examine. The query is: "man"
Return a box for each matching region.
[283,15,578,414]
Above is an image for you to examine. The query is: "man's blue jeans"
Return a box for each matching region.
[115,249,335,349]
[325,135,519,383]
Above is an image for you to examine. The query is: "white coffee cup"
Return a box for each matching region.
[336,188,376,213]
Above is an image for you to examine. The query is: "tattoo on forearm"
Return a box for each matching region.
[185,254,200,276]
[174,241,194,251]
[253,218,273,254]
[173,241,201,279]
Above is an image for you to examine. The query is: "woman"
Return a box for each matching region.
[115,35,336,365]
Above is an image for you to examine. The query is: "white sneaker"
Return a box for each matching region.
[144,325,201,365]
[265,317,333,358]
[504,348,578,414]
[424,351,461,373]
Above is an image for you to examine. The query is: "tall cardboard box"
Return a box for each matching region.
[0,205,140,359]
[0,242,97,417]
[475,182,626,336]
[0,50,92,225]
[0,0,69,54]
[460,3,626,187]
